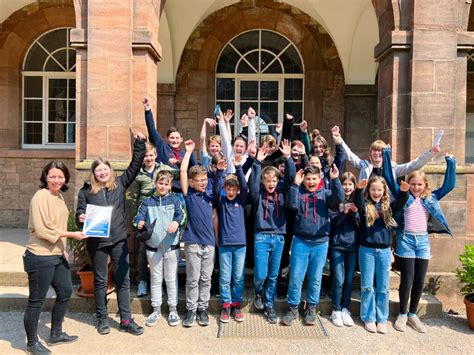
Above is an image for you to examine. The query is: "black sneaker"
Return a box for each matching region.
[280,306,299,326]
[254,291,264,310]
[183,310,196,328]
[26,342,51,354]
[197,309,210,326]
[97,318,110,335]
[303,305,317,326]
[119,319,144,336]
[47,332,78,346]
[264,307,279,324]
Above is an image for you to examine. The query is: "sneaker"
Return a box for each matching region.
[407,315,427,333]
[119,319,144,336]
[232,303,244,322]
[47,332,78,346]
[364,322,377,333]
[137,281,148,297]
[220,305,231,323]
[303,305,317,326]
[168,311,180,327]
[280,306,299,326]
[376,322,388,334]
[97,318,110,335]
[341,308,354,326]
[183,310,196,328]
[331,310,343,327]
[264,307,279,324]
[26,342,51,354]
[197,309,210,326]
[254,291,264,310]
[393,314,407,332]
[146,311,161,327]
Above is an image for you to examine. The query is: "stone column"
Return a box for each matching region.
[71,0,163,165]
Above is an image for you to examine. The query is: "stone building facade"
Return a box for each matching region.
[0,0,472,273]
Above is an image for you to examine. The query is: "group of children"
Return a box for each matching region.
[127,98,455,334]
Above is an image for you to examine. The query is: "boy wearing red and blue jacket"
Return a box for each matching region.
[213,156,248,323]
[248,140,295,324]
[281,164,344,326]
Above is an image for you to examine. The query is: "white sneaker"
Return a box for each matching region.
[331,310,343,327]
[145,311,161,327]
[341,308,354,326]
[168,311,180,327]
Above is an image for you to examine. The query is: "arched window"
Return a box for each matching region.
[22,28,76,148]
[216,30,304,137]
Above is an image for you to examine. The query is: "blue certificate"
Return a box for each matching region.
[83,204,113,238]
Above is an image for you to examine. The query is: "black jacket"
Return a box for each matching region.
[76,138,146,249]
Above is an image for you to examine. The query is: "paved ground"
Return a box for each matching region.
[0,310,472,354]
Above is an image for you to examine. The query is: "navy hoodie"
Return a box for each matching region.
[213,165,248,246]
[287,177,344,243]
[329,200,360,252]
[355,188,409,249]
[248,157,295,235]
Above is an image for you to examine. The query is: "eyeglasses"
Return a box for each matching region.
[192,178,208,183]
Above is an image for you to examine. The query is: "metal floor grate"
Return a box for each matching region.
[218,314,328,339]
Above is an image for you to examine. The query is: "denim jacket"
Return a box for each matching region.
[382,148,456,236]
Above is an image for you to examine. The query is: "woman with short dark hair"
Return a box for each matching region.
[24,161,87,355]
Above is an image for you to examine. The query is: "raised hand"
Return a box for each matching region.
[248,107,256,118]
[357,179,368,190]
[240,114,249,127]
[329,164,339,179]
[233,155,243,166]
[205,118,217,127]
[296,141,306,155]
[143,97,151,111]
[400,180,410,192]
[294,169,304,185]
[312,128,320,137]
[285,113,294,120]
[331,125,342,144]
[279,139,291,158]
[431,144,440,154]
[256,142,269,162]
[135,131,146,141]
[184,139,195,153]
[167,221,179,233]
[224,109,234,122]
[169,158,179,166]
[275,123,283,135]
[216,159,227,171]
[247,140,257,158]
[299,120,308,133]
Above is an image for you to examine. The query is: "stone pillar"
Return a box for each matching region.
[71,0,163,165]
[372,0,474,271]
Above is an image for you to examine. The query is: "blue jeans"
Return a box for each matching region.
[330,249,357,311]
[219,245,246,305]
[253,233,285,308]
[287,237,329,307]
[359,245,391,323]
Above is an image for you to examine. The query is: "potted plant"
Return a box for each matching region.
[455,244,474,330]
[67,211,114,298]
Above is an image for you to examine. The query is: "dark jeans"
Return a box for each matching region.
[23,250,72,346]
[137,241,149,283]
[330,249,357,311]
[87,240,132,321]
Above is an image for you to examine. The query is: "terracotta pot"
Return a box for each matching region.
[465,295,474,330]
[76,263,115,298]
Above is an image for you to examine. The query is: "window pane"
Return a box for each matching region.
[49,100,67,122]
[284,102,303,122]
[49,79,68,98]
[261,31,289,55]
[68,49,76,71]
[260,81,278,101]
[68,101,76,122]
[24,77,42,98]
[231,31,259,54]
[237,59,256,74]
[24,42,48,71]
[48,123,67,143]
[52,49,68,71]
[24,123,42,144]
[240,81,258,100]
[24,100,42,122]
[216,78,235,100]
[217,45,240,73]
[280,46,303,73]
[67,123,76,143]
[69,79,76,99]
[244,52,259,72]
[44,57,63,71]
[264,60,283,73]
[285,79,303,100]
[38,29,67,54]
[260,102,279,125]
[260,51,276,72]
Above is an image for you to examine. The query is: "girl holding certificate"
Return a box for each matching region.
[24,161,87,354]
[76,133,146,336]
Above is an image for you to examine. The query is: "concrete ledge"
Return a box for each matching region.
[0,286,443,318]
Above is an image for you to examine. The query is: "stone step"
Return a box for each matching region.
[0,285,442,318]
